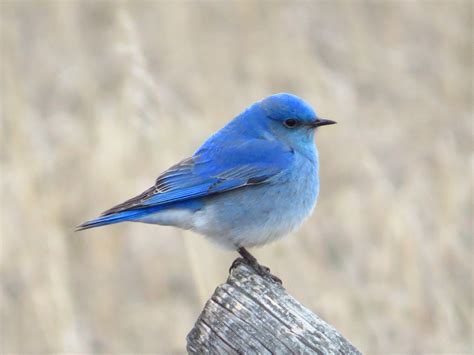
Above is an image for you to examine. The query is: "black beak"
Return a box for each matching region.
[311,118,337,128]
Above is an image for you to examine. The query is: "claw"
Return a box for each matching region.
[234,247,283,284]
[229,257,245,273]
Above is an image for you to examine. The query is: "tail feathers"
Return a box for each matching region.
[76,210,145,231]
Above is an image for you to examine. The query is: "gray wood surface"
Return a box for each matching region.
[187,261,362,354]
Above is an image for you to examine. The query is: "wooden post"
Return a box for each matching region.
[187,261,362,354]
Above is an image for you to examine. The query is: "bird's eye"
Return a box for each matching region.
[283,119,299,128]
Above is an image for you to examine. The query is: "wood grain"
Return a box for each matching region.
[187,261,361,354]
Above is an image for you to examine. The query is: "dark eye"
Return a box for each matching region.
[283,119,299,128]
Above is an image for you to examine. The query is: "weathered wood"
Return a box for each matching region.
[187,261,362,354]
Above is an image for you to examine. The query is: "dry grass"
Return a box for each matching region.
[1,1,472,354]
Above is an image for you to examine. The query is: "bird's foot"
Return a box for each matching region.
[230,248,282,284]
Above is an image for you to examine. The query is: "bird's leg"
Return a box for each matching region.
[231,247,282,284]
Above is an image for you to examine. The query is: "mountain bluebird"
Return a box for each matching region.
[78,93,335,280]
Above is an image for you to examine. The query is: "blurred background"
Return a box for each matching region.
[1,1,472,354]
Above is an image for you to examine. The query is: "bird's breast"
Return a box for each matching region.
[273,154,319,223]
[192,153,319,249]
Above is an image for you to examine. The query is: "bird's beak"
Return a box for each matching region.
[311,118,337,128]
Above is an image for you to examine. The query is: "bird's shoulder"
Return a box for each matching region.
[197,136,295,167]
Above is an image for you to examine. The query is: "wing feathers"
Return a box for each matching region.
[101,139,294,216]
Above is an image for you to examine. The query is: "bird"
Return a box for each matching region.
[77,93,336,281]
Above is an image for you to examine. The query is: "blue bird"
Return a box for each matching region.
[78,93,336,280]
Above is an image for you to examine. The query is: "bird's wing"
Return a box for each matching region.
[101,139,294,216]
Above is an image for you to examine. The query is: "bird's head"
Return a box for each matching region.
[251,93,336,148]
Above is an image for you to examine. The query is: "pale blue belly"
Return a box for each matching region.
[191,157,319,249]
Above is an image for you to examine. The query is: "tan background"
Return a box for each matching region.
[1,1,472,354]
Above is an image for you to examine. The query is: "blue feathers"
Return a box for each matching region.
[78,137,295,230]
[77,209,149,230]
[77,93,333,250]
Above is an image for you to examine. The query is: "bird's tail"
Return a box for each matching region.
[76,209,145,231]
